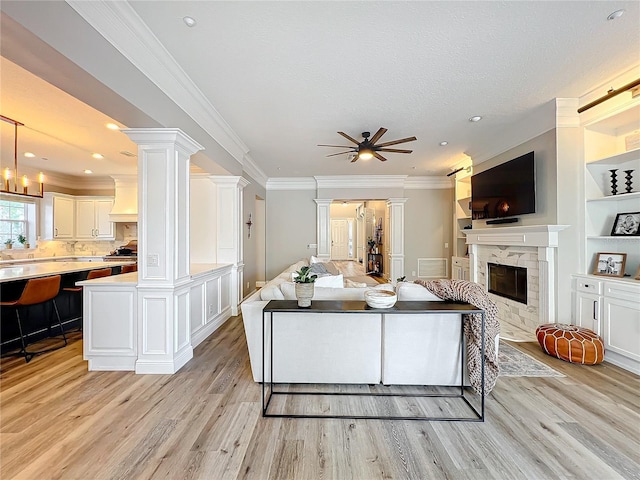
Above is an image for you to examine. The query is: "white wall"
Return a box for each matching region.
[266,189,317,279]
[242,173,266,296]
[404,188,453,281]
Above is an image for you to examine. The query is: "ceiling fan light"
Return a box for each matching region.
[359,149,374,160]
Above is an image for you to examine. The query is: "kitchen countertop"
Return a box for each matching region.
[0,255,108,266]
[0,260,136,283]
[77,263,233,287]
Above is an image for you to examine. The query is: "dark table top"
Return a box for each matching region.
[264,300,483,314]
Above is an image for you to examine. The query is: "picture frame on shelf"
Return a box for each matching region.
[593,252,626,277]
[611,212,640,236]
[635,265,640,281]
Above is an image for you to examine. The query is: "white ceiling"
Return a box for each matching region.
[1,1,639,184]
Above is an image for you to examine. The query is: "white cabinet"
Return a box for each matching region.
[451,256,470,281]
[572,275,640,374]
[573,276,602,334]
[41,193,75,240]
[75,197,114,240]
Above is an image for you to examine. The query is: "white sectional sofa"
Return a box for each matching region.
[241,260,497,386]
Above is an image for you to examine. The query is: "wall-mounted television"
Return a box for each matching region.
[471,151,536,222]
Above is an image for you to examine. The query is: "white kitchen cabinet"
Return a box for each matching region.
[572,275,640,374]
[41,193,75,240]
[75,197,114,240]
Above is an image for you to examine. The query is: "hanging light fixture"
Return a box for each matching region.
[1,115,44,198]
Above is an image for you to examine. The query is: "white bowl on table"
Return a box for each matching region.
[364,289,397,309]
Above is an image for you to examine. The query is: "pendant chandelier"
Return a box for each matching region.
[1,114,44,198]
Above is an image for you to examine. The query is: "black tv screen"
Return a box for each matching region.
[471,151,536,220]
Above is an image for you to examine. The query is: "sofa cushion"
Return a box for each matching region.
[260,284,285,300]
[396,282,443,301]
[345,279,368,288]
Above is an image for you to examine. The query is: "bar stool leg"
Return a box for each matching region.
[52,299,67,346]
[14,308,34,363]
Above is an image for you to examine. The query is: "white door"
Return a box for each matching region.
[331,219,349,260]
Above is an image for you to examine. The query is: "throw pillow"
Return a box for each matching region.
[315,274,344,288]
[309,263,329,275]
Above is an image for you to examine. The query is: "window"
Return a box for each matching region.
[0,198,29,246]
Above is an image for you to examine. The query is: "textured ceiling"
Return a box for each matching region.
[1,1,639,182]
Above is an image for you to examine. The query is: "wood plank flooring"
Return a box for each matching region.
[1,317,639,479]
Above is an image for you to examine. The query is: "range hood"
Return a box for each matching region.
[109,175,138,222]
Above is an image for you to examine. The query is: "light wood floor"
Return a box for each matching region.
[1,317,639,480]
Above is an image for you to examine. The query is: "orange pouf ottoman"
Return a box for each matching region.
[535,323,605,365]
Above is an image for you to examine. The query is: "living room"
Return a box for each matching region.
[1,2,639,478]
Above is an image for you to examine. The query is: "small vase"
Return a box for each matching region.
[295,282,314,308]
[5,244,12,249]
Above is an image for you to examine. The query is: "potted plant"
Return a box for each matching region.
[17,234,30,249]
[293,265,317,307]
[4,238,13,249]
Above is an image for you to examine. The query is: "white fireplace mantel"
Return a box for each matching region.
[462,225,569,247]
[463,225,569,329]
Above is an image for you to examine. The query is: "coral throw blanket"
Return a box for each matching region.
[414,279,500,395]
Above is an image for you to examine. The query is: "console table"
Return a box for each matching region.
[262,300,486,422]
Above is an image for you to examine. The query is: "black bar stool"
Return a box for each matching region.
[0,275,67,363]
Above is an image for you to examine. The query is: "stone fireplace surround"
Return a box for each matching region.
[463,225,568,334]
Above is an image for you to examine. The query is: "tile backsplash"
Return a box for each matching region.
[1,223,137,260]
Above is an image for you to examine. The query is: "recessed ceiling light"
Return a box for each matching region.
[84,169,93,174]
[439,141,448,146]
[607,9,625,20]
[92,153,104,159]
[469,116,483,122]
[106,123,120,130]
[183,16,197,27]
[24,152,36,158]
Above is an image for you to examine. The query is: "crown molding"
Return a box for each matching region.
[242,154,268,189]
[266,177,317,191]
[403,176,452,190]
[67,1,248,164]
[314,175,407,189]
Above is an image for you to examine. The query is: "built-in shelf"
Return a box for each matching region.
[587,236,640,240]
[587,148,640,166]
[586,191,640,203]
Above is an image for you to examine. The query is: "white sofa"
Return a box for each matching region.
[241,260,497,386]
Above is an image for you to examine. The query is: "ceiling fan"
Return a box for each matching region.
[318,128,417,162]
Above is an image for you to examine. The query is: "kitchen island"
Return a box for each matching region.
[0,260,136,355]
[79,263,233,372]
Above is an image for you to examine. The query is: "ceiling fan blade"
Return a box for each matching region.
[350,155,358,163]
[337,131,361,145]
[368,127,388,145]
[326,151,355,157]
[317,144,354,148]
[376,136,417,147]
[373,152,388,162]
[377,148,413,153]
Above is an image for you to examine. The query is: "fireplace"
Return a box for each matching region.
[488,263,527,304]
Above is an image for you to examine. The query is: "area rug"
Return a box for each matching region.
[499,341,565,377]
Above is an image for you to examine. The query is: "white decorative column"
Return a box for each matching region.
[211,176,249,315]
[386,198,407,283]
[123,128,203,374]
[538,246,555,324]
[314,199,332,261]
